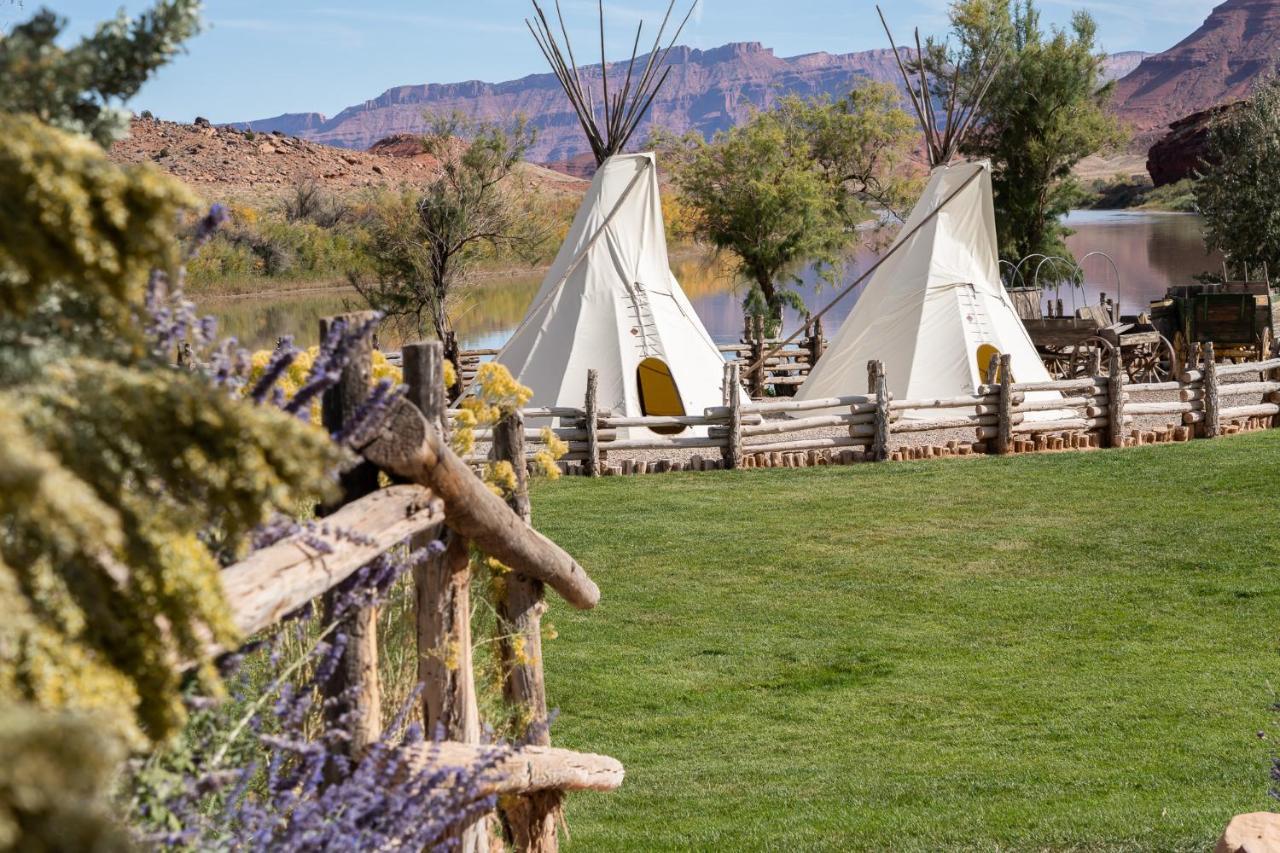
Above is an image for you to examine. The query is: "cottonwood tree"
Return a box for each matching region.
[355,113,550,342]
[933,0,1123,264]
[1195,79,1280,277]
[658,84,917,329]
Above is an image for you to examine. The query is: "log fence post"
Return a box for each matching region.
[722,362,743,470]
[995,354,1014,455]
[1107,346,1126,448]
[807,315,826,367]
[583,369,600,477]
[404,341,488,853]
[868,360,890,461]
[749,315,766,398]
[1202,341,1220,438]
[318,312,383,761]
[492,407,560,851]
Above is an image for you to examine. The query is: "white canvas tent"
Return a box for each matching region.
[796,160,1060,418]
[496,152,733,433]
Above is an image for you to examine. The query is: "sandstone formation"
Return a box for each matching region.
[1112,0,1280,147]
[239,43,1149,166]
[1146,101,1245,186]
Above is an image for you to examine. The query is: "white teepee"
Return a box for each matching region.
[797,8,1058,418]
[796,160,1058,417]
[496,152,732,432]
[496,1,732,434]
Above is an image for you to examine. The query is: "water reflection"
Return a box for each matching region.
[196,211,1220,352]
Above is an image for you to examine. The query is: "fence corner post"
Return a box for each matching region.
[722,362,743,470]
[584,369,600,477]
[1107,345,1126,448]
[405,339,489,852]
[995,354,1014,455]
[492,402,560,851]
[1202,341,1220,438]
[318,312,383,762]
[868,360,890,461]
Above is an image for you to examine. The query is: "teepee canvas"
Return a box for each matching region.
[497,152,732,431]
[493,0,733,433]
[797,8,1057,418]
[797,160,1058,416]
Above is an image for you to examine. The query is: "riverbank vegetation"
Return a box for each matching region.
[533,432,1280,850]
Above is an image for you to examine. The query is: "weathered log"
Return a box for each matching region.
[493,408,558,852]
[738,394,877,415]
[890,393,997,411]
[1012,395,1094,414]
[722,362,743,470]
[583,369,600,478]
[221,485,444,636]
[1215,357,1280,378]
[870,360,890,462]
[743,435,870,454]
[893,414,1000,433]
[995,354,1014,455]
[319,312,382,759]
[740,413,873,437]
[1107,347,1126,449]
[1219,403,1280,420]
[402,744,624,795]
[356,397,600,609]
[1125,401,1196,416]
[1203,342,1220,438]
[601,436,727,451]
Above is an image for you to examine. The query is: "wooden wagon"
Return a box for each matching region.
[1148,280,1279,373]
[1009,287,1173,382]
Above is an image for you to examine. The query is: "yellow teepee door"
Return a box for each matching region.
[636,357,687,435]
[975,344,1002,382]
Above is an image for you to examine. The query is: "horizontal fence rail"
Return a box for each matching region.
[457,344,1280,476]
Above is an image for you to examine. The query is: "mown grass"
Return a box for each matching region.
[530,432,1280,851]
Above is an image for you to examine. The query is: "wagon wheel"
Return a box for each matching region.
[1039,345,1073,379]
[1259,325,1274,362]
[1124,335,1174,383]
[1068,337,1114,378]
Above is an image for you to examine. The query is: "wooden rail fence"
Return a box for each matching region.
[387,317,828,401]
[459,346,1280,476]
[217,314,615,852]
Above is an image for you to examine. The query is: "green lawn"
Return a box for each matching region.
[531,432,1280,851]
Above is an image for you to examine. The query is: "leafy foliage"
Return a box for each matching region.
[937,0,1124,263]
[0,1,200,146]
[657,84,918,325]
[0,112,341,746]
[354,113,551,341]
[0,706,132,851]
[1196,79,1280,276]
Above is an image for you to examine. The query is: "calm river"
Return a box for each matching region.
[197,210,1222,352]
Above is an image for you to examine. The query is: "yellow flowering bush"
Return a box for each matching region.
[244,345,402,423]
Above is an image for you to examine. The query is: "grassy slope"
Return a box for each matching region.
[531,433,1280,851]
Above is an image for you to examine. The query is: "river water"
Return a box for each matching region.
[198,211,1223,352]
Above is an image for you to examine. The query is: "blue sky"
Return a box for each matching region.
[19,0,1222,123]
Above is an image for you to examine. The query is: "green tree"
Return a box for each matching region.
[659,83,917,326]
[1195,80,1280,276]
[0,1,199,146]
[355,113,550,341]
[937,0,1124,264]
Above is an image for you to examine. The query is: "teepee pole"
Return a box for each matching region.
[745,167,984,378]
